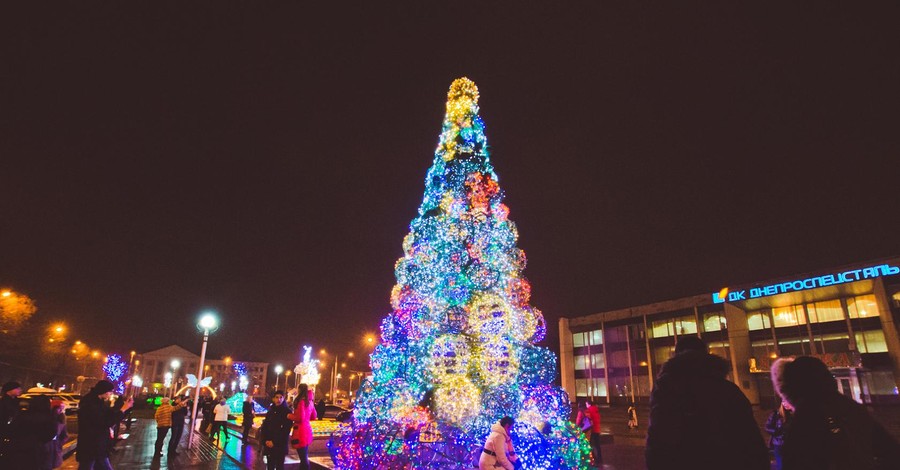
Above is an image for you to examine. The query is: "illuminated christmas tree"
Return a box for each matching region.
[328,78,589,469]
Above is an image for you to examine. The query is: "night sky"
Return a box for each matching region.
[3,3,899,371]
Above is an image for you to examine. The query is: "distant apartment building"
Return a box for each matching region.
[559,257,900,407]
[136,345,269,398]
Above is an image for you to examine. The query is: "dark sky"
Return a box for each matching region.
[3,3,899,371]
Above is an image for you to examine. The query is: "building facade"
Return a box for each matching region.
[559,257,900,407]
[137,345,269,398]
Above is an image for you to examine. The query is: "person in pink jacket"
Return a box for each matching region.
[288,384,317,470]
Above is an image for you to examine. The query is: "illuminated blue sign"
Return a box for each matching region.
[712,263,900,303]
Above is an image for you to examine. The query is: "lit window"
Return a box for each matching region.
[591,353,606,369]
[575,379,588,397]
[573,333,585,347]
[675,316,697,335]
[856,330,888,353]
[651,319,673,338]
[772,306,806,328]
[807,299,844,323]
[847,295,879,319]
[590,329,603,345]
[747,311,771,331]
[703,312,726,332]
[575,355,587,370]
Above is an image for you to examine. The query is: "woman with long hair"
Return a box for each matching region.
[288,383,317,470]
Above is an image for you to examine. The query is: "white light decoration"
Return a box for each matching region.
[295,345,321,385]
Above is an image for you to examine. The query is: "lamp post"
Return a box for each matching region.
[274,365,284,391]
[348,373,357,401]
[188,312,219,449]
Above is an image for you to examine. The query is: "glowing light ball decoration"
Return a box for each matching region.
[329,78,590,469]
[103,354,127,394]
[429,334,471,382]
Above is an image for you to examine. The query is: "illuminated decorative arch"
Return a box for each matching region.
[174,385,217,399]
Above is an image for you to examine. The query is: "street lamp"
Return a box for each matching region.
[274,365,284,391]
[188,311,219,449]
[335,373,342,400]
[348,373,357,400]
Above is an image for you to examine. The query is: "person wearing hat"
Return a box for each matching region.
[0,381,23,466]
[645,336,768,470]
[76,380,133,469]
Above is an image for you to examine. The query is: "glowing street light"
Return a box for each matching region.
[188,311,219,449]
[274,364,284,391]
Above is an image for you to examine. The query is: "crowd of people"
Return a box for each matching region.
[4,337,900,469]
[0,381,68,469]
[644,336,899,470]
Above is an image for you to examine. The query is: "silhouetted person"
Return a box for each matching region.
[646,336,768,470]
[242,397,254,443]
[260,391,291,470]
[7,395,57,469]
[0,381,23,466]
[169,397,188,455]
[779,356,899,470]
[315,398,325,421]
[76,380,133,470]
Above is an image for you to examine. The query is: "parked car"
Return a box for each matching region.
[322,404,352,421]
[20,392,80,415]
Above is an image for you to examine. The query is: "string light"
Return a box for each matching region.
[329,78,589,469]
[103,354,127,394]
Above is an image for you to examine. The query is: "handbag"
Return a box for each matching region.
[581,416,592,432]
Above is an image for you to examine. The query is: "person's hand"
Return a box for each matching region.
[265,440,274,448]
[121,397,134,411]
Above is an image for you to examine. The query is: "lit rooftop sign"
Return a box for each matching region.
[713,263,899,304]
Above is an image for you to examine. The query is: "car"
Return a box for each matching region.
[322,404,351,421]
[20,392,80,415]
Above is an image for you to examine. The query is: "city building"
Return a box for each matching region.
[136,345,269,398]
[559,257,900,407]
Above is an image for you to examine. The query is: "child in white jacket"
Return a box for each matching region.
[479,416,520,470]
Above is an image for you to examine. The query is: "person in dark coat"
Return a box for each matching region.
[76,380,133,470]
[260,391,292,470]
[241,397,255,443]
[169,396,189,455]
[779,356,900,470]
[0,381,24,466]
[7,394,58,469]
[645,336,769,470]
